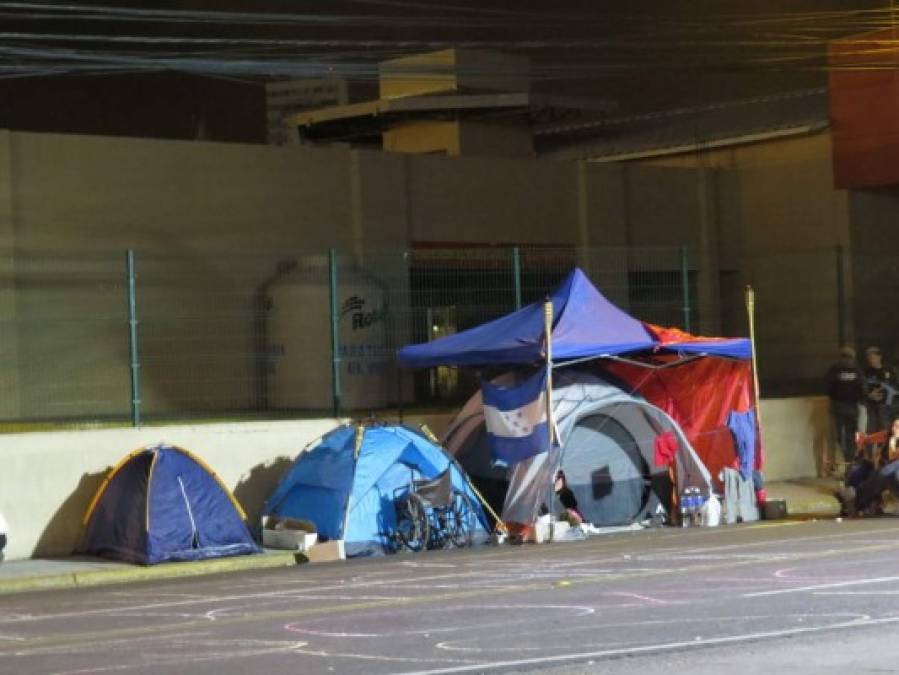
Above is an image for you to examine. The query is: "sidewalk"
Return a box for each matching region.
[0,480,842,597]
[766,478,842,517]
[0,548,303,596]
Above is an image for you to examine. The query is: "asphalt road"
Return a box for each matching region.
[3,518,899,675]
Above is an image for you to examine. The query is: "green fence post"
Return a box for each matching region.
[680,245,691,332]
[328,248,342,418]
[126,249,141,427]
[512,246,522,310]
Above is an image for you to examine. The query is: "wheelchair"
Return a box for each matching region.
[393,469,476,552]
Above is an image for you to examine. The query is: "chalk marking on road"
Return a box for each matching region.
[0,570,484,625]
[606,592,669,605]
[400,615,899,675]
[814,590,899,596]
[744,575,899,598]
[433,611,868,655]
[6,532,899,655]
[291,645,477,666]
[283,603,596,639]
[9,631,214,659]
[47,639,312,675]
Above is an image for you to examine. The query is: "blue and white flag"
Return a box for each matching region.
[482,369,550,465]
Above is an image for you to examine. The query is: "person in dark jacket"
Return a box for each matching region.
[554,470,583,525]
[826,346,865,466]
[863,346,899,433]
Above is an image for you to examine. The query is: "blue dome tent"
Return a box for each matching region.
[262,424,491,557]
[81,444,260,565]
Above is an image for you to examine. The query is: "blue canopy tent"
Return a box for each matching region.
[262,424,490,557]
[397,268,757,530]
[81,445,260,565]
[397,267,750,368]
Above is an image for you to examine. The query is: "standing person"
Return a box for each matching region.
[863,346,899,433]
[839,417,899,516]
[826,346,865,470]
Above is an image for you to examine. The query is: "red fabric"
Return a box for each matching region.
[604,356,761,492]
[643,322,733,347]
[654,431,678,467]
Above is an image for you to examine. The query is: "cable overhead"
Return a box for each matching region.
[0,1,896,80]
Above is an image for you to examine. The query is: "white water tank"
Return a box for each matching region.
[267,266,392,411]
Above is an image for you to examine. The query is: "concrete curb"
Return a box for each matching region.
[0,550,306,596]
[765,479,842,518]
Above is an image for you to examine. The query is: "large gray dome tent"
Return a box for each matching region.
[443,370,712,528]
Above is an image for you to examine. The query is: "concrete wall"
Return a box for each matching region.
[847,187,899,359]
[0,127,856,417]
[0,400,819,562]
[638,132,852,393]
[0,129,719,420]
[760,396,830,481]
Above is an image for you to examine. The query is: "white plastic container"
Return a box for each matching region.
[700,494,722,527]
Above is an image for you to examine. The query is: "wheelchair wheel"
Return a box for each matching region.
[396,493,429,552]
[448,491,475,548]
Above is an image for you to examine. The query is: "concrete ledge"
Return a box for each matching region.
[766,479,841,517]
[0,550,305,596]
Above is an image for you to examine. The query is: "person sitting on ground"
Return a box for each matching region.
[839,416,899,517]
[554,470,583,526]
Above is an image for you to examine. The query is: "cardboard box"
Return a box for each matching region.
[305,540,345,563]
[262,528,318,551]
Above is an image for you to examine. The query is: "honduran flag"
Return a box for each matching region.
[482,369,551,465]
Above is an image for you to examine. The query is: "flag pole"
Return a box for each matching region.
[543,297,555,543]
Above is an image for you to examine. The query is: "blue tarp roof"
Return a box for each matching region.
[397,268,750,367]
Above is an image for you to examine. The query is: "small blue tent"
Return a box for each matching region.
[263,425,491,557]
[81,444,260,565]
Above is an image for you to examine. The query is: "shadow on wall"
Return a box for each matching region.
[233,457,293,537]
[33,469,109,557]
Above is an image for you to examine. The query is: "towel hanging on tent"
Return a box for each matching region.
[653,430,679,467]
[726,409,757,480]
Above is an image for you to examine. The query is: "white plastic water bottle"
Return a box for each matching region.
[700,494,721,527]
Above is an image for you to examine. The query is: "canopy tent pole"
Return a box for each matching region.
[552,353,709,371]
[543,298,557,543]
[745,285,763,429]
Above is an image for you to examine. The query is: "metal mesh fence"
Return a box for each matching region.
[12,243,849,427]
[0,250,129,423]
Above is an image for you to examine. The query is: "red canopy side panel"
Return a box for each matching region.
[604,358,759,491]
